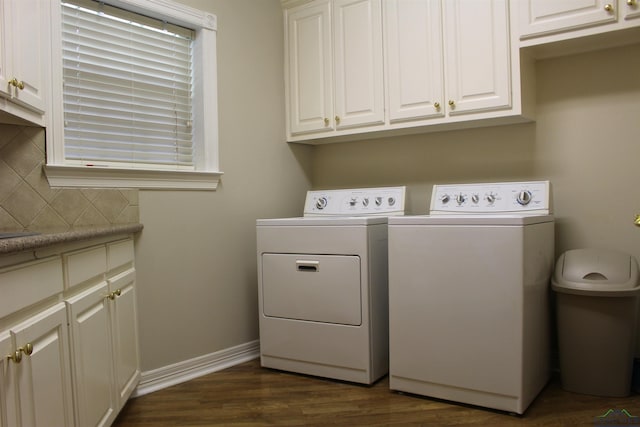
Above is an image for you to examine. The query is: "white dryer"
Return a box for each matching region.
[257,187,406,384]
[388,181,554,414]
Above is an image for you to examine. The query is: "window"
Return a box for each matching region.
[45,0,221,190]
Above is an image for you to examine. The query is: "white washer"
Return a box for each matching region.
[388,181,554,414]
[257,186,406,384]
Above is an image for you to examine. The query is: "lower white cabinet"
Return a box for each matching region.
[0,303,74,427]
[0,235,140,427]
[66,237,140,427]
[67,283,116,427]
[108,269,140,406]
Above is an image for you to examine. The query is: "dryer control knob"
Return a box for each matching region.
[315,197,328,210]
[516,190,532,206]
[455,193,466,205]
[362,197,369,207]
[388,197,396,206]
[471,194,479,204]
[486,193,497,204]
[441,194,450,204]
[375,197,383,206]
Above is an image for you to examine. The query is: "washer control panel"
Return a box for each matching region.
[304,186,406,216]
[430,181,551,214]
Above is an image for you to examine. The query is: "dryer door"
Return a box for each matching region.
[261,254,362,326]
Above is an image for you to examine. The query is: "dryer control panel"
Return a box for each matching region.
[430,181,551,214]
[304,187,406,217]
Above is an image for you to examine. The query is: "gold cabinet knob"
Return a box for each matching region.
[7,350,22,363]
[634,214,640,226]
[434,102,440,111]
[448,100,456,109]
[323,117,329,126]
[8,77,24,90]
[604,3,613,12]
[107,289,123,300]
[21,343,33,356]
[335,116,341,124]
[628,0,637,6]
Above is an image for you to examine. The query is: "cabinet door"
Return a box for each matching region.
[2,0,48,112]
[519,0,617,39]
[0,0,10,99]
[286,1,334,135]
[67,282,116,427]
[109,269,140,408]
[0,330,17,427]
[333,0,384,129]
[385,0,444,122]
[443,0,511,115]
[11,303,74,427]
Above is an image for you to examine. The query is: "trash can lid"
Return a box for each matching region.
[552,248,640,294]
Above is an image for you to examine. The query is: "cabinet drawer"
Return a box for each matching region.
[64,245,107,288]
[0,257,63,319]
[107,239,134,271]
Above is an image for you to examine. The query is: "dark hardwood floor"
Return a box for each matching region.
[113,359,640,426]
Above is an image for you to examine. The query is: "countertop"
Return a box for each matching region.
[0,223,143,255]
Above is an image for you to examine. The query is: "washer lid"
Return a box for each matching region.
[257,216,388,227]
[389,214,554,226]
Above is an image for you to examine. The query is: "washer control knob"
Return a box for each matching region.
[362,197,369,207]
[455,193,466,205]
[375,197,383,206]
[349,197,357,207]
[315,197,328,210]
[516,190,532,206]
[471,194,479,204]
[388,197,396,206]
[441,194,450,204]
[486,193,497,204]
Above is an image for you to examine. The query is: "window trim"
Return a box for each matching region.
[45,0,222,190]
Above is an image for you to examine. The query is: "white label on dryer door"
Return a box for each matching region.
[261,254,362,326]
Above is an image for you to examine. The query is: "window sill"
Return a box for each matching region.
[43,165,222,190]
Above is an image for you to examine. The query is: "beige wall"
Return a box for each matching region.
[134,0,312,371]
[313,43,640,264]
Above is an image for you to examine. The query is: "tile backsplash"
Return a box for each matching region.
[0,124,139,231]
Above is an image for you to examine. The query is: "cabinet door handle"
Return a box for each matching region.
[434,102,441,111]
[335,116,341,124]
[20,343,33,356]
[324,117,329,126]
[448,100,456,109]
[604,3,613,12]
[628,0,636,6]
[8,77,25,90]
[7,350,22,364]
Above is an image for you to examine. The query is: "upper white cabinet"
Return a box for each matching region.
[386,0,511,123]
[518,0,640,53]
[284,0,385,137]
[384,0,444,122]
[283,0,533,144]
[0,0,50,126]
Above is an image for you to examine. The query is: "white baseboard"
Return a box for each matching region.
[132,340,260,397]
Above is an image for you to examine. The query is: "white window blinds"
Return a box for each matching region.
[62,0,195,169]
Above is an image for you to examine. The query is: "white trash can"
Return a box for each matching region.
[552,248,640,397]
